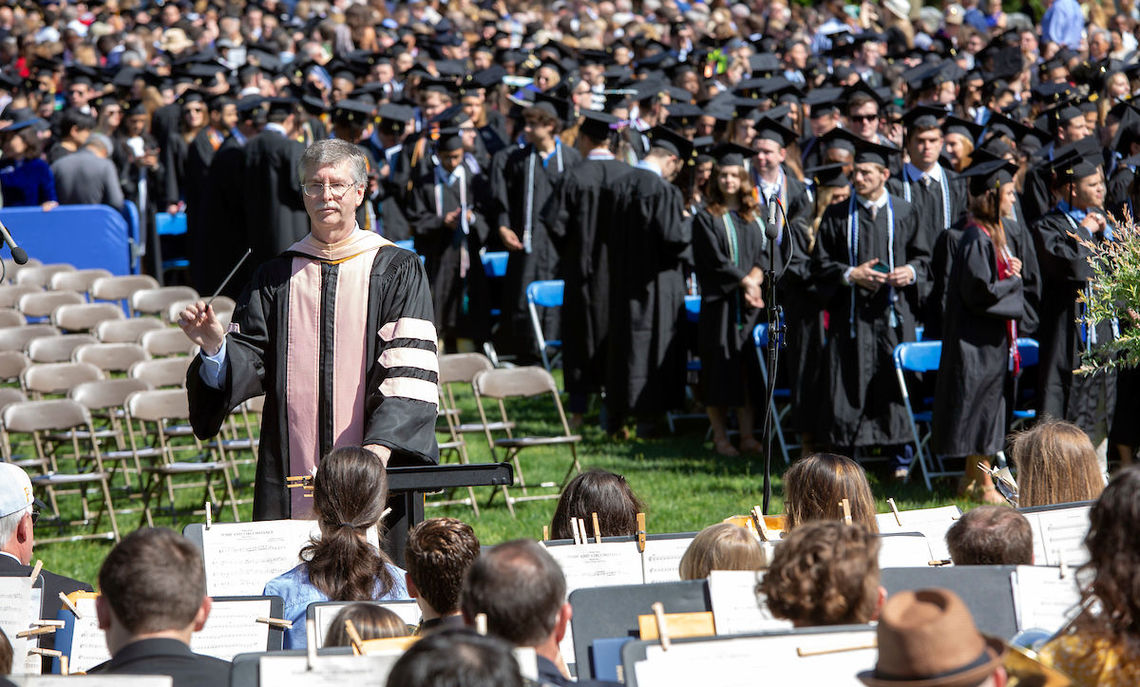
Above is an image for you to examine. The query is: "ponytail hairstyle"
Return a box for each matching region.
[302,446,396,601]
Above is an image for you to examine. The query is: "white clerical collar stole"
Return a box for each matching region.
[858,190,889,212]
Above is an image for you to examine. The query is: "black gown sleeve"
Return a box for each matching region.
[957,234,1024,320]
[692,210,748,296]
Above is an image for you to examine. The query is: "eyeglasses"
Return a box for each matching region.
[30,509,39,525]
[849,113,879,122]
[301,181,359,198]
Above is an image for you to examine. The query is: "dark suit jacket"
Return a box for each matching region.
[88,637,231,687]
[537,655,621,687]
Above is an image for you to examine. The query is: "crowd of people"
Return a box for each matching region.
[2,0,1138,502]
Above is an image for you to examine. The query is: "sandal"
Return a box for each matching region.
[713,438,740,457]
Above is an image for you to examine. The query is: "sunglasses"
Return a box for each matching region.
[849,113,879,123]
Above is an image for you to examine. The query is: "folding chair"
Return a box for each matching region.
[1,257,41,284]
[14,263,76,289]
[0,388,38,468]
[0,351,30,385]
[130,286,199,319]
[48,268,113,296]
[22,361,105,400]
[0,285,40,309]
[90,274,160,310]
[140,328,199,357]
[438,353,514,435]
[1011,338,1040,430]
[69,378,151,461]
[2,399,120,543]
[471,366,582,516]
[752,323,795,465]
[16,290,84,321]
[73,342,150,374]
[0,309,24,328]
[129,357,191,388]
[124,388,239,527]
[51,302,125,333]
[892,340,945,490]
[525,280,563,372]
[96,317,164,343]
[666,295,706,433]
[0,324,60,353]
[26,334,98,364]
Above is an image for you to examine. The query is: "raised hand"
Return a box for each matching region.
[177,301,226,356]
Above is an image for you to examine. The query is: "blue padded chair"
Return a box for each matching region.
[665,295,707,433]
[481,251,509,278]
[1011,338,1040,428]
[526,280,564,372]
[892,341,944,490]
[752,323,795,465]
[154,212,189,279]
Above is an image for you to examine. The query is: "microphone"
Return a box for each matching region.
[766,194,780,241]
[0,220,27,265]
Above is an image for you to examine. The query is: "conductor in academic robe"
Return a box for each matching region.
[180,139,440,548]
[811,138,931,464]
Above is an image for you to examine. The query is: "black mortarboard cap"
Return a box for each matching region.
[709,142,756,168]
[806,163,851,188]
[530,92,571,125]
[420,76,457,95]
[754,115,798,147]
[902,104,946,131]
[805,87,844,117]
[852,137,899,167]
[666,102,702,128]
[1041,99,1084,133]
[332,99,375,125]
[942,116,983,143]
[984,112,1048,144]
[842,80,886,107]
[377,103,415,134]
[235,96,265,116]
[959,157,1018,194]
[435,59,469,79]
[265,96,298,115]
[748,53,781,76]
[579,109,618,141]
[819,126,862,154]
[436,127,466,152]
[1047,146,1099,182]
[648,125,694,160]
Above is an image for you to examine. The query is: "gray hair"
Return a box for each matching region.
[85,133,113,156]
[297,138,368,185]
[0,505,30,548]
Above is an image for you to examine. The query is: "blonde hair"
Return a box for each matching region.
[784,453,879,533]
[678,523,765,579]
[1014,420,1104,508]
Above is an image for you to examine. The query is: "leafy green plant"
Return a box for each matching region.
[1077,210,1140,372]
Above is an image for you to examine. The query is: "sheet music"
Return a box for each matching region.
[875,505,961,561]
[0,576,40,675]
[259,653,402,686]
[313,600,422,649]
[636,630,876,686]
[1023,505,1091,568]
[199,520,380,596]
[641,536,696,583]
[877,534,935,568]
[707,571,791,636]
[10,677,172,687]
[65,597,111,673]
[190,598,273,661]
[1012,566,1082,633]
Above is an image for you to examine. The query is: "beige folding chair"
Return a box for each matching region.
[140,328,198,357]
[90,275,160,310]
[129,357,191,388]
[2,399,120,543]
[70,378,151,488]
[0,309,25,328]
[438,353,516,435]
[73,342,150,374]
[0,351,30,385]
[14,263,76,289]
[51,303,125,333]
[0,325,61,353]
[48,268,113,296]
[471,366,583,516]
[96,317,164,343]
[124,388,239,527]
[130,286,199,318]
[26,334,98,364]
[0,388,38,468]
[2,257,42,284]
[22,362,105,399]
[17,290,84,321]
[0,285,41,309]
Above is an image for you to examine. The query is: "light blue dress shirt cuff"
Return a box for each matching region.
[198,339,228,390]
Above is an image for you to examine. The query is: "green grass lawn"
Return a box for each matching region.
[30,370,973,587]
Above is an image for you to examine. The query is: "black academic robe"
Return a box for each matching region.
[88,638,231,687]
[692,208,768,407]
[490,142,582,360]
[375,142,413,241]
[185,127,225,293]
[478,110,510,156]
[799,134,827,171]
[150,103,182,156]
[1031,209,1118,427]
[201,134,253,298]
[159,131,191,208]
[543,156,633,397]
[1106,161,1134,219]
[811,193,931,448]
[187,244,440,522]
[406,163,493,343]
[1021,147,1056,228]
[603,167,690,420]
[931,223,1025,457]
[242,129,309,267]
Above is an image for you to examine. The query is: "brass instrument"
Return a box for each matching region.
[1003,643,1074,687]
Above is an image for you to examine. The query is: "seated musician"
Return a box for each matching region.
[405,517,481,635]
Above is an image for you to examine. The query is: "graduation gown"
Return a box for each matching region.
[1106,161,1134,219]
[811,193,931,448]
[543,155,633,397]
[490,141,582,359]
[1031,208,1118,427]
[374,141,413,241]
[604,167,690,419]
[931,223,1026,457]
[406,162,493,343]
[201,133,253,298]
[692,208,768,407]
[242,128,309,267]
[187,231,440,523]
[185,127,226,293]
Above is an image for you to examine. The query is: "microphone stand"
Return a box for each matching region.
[761,195,792,515]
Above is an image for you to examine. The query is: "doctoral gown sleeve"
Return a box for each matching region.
[364,252,441,464]
[957,235,1024,320]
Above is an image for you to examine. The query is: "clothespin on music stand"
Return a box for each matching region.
[475,613,488,636]
[1057,549,1069,579]
[751,506,773,541]
[29,648,61,659]
[887,498,902,527]
[542,525,550,541]
[570,517,581,545]
[591,512,602,544]
[59,592,81,619]
[840,499,852,525]
[636,513,647,553]
[60,655,69,676]
[17,625,57,639]
[305,617,318,670]
[380,507,392,522]
[256,617,293,629]
[344,619,365,654]
[578,518,589,545]
[927,559,952,567]
[651,602,670,651]
[31,620,64,628]
[286,475,315,498]
[28,560,42,585]
[795,639,877,657]
[205,501,213,530]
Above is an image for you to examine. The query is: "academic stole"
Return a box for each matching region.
[846,194,895,338]
[284,243,381,518]
[901,165,952,232]
[434,166,471,279]
[523,142,564,253]
[723,212,744,331]
[1060,212,1120,346]
[977,222,1021,375]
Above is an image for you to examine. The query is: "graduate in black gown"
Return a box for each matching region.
[692,143,768,456]
[489,95,582,361]
[1031,145,1119,440]
[932,159,1027,504]
[406,129,493,349]
[543,110,632,424]
[603,126,692,437]
[243,97,310,267]
[185,95,235,293]
[811,138,931,462]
